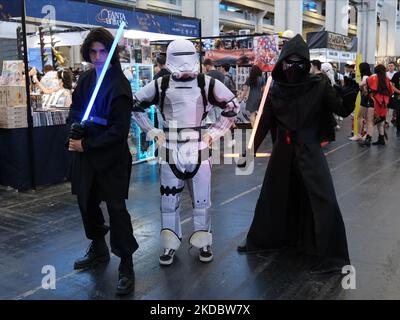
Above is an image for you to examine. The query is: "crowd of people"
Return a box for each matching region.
[311,60,400,146]
[201,54,400,148]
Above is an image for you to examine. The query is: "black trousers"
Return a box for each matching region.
[78,188,139,258]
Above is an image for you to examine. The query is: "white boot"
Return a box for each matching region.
[189,231,213,263]
[159,229,181,266]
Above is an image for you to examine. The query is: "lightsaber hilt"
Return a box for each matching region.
[70,122,86,140]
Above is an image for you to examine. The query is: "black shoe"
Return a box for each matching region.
[199,246,213,263]
[310,264,342,275]
[237,240,248,252]
[73,239,110,270]
[360,135,371,147]
[237,240,278,254]
[116,257,135,296]
[372,134,385,145]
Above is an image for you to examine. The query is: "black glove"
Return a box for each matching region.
[335,79,359,97]
[221,110,237,118]
[69,122,86,140]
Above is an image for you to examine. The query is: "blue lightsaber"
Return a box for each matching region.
[81,21,126,123]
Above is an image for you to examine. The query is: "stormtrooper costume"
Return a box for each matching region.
[132,39,239,265]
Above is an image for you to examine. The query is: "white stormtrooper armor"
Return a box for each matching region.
[132,39,239,265]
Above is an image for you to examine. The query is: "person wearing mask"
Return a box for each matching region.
[237,34,358,274]
[321,62,336,86]
[67,28,138,295]
[132,39,239,267]
[240,65,265,127]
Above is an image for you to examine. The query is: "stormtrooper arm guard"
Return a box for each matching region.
[132,80,164,138]
[205,78,239,141]
[207,98,239,142]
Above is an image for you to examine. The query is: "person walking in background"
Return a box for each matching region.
[203,58,225,124]
[349,62,371,141]
[221,63,237,96]
[240,65,265,127]
[153,55,171,80]
[360,64,394,146]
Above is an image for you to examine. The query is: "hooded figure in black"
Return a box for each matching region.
[67,28,138,295]
[238,35,358,273]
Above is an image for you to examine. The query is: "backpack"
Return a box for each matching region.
[224,73,237,95]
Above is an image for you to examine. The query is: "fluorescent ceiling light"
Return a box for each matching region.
[123,30,194,41]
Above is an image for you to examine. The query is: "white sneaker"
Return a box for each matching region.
[349,134,362,141]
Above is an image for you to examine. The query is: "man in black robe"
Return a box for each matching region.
[238,34,358,273]
[67,28,138,295]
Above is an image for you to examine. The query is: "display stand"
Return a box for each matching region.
[0,125,70,191]
[122,63,156,164]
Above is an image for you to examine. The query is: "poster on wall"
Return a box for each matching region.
[205,49,255,66]
[1,60,24,85]
[253,36,281,72]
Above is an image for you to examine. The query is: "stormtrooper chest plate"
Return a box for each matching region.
[162,79,207,128]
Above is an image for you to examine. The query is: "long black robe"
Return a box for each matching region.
[244,35,357,271]
[67,65,133,205]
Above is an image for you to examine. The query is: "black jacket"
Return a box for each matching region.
[67,65,133,202]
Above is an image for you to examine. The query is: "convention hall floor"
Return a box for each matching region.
[1,119,400,300]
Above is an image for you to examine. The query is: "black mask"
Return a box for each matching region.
[283,59,307,83]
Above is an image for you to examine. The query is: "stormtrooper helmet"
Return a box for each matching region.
[166,39,199,78]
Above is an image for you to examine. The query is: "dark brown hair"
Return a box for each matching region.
[374,64,390,95]
[81,28,119,65]
[43,64,54,73]
[249,65,262,87]
[57,69,73,90]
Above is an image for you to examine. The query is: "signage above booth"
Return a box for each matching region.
[0,0,200,37]
[307,31,357,52]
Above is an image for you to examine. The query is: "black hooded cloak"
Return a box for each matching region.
[243,35,357,271]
